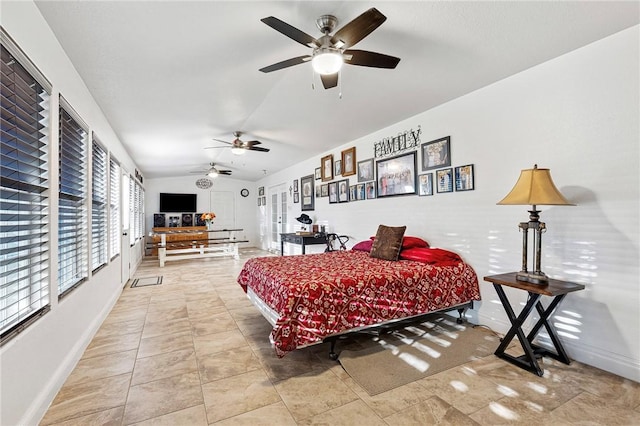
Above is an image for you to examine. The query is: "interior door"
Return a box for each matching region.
[267,183,288,252]
[120,172,131,284]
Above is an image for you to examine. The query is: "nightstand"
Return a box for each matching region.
[484,272,585,376]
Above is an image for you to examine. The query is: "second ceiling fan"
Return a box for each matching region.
[206,131,270,155]
[259,8,400,89]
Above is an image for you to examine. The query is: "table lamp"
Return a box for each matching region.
[497,165,574,284]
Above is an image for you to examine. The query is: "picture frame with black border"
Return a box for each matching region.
[257,197,261,206]
[376,151,417,198]
[421,136,451,172]
[418,173,434,196]
[357,158,374,182]
[335,159,342,177]
[349,185,357,201]
[261,196,266,205]
[365,181,376,199]
[315,184,321,198]
[258,186,265,196]
[338,179,349,203]
[341,146,356,177]
[315,167,321,180]
[300,174,314,211]
[293,179,299,193]
[328,182,338,204]
[293,192,300,203]
[321,184,329,197]
[321,154,333,182]
[356,183,366,200]
[436,168,454,193]
[454,164,475,191]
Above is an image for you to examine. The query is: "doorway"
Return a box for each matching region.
[267,183,288,253]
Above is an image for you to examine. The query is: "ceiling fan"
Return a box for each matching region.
[259,8,400,89]
[190,162,232,178]
[205,131,270,155]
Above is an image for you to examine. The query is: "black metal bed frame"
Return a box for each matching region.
[322,301,474,360]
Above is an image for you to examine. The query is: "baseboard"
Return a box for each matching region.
[477,311,640,383]
[23,287,124,426]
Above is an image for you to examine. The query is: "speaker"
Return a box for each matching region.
[181,213,193,226]
[153,213,166,227]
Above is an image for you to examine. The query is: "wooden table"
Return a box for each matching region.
[280,233,327,255]
[484,272,585,376]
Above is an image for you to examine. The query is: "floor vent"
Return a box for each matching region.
[131,276,163,288]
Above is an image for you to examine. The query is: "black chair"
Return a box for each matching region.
[325,233,349,252]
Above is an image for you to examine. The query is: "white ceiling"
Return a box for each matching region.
[35,1,639,182]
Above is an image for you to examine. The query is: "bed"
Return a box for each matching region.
[237,247,481,358]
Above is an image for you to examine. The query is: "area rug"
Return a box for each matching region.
[338,314,498,395]
[130,276,163,288]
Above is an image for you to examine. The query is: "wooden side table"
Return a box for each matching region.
[484,272,585,376]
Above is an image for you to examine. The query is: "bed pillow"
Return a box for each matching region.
[369,225,406,261]
[351,240,374,252]
[370,235,430,249]
[399,247,462,264]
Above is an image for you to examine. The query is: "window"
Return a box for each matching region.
[129,175,135,246]
[1,32,52,343]
[91,135,107,272]
[109,157,120,259]
[58,99,88,297]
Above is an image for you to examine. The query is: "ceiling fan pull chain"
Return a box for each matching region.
[338,70,343,99]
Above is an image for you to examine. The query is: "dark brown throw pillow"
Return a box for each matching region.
[369,225,407,261]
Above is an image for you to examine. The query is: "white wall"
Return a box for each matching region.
[144,176,257,245]
[1,3,143,425]
[255,26,639,382]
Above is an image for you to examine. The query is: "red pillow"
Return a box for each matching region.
[399,247,462,264]
[370,235,429,249]
[352,240,373,252]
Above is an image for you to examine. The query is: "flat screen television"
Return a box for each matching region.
[159,193,197,213]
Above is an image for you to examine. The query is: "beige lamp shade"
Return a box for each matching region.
[498,165,574,206]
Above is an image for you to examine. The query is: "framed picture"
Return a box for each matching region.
[341,147,356,177]
[418,173,434,196]
[338,179,350,203]
[356,183,366,200]
[261,196,266,205]
[455,164,475,191]
[321,184,329,197]
[334,159,342,177]
[436,168,454,193]
[258,186,265,196]
[315,184,321,198]
[293,192,300,203]
[315,167,321,180]
[328,182,338,204]
[421,136,451,171]
[321,154,333,182]
[365,181,376,199]
[349,185,357,201]
[293,179,299,193]
[257,197,262,206]
[300,174,314,211]
[357,158,374,182]
[376,151,417,197]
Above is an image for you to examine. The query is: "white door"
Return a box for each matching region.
[121,172,131,284]
[267,183,288,252]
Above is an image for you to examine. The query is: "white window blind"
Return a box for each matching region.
[58,101,88,296]
[108,157,120,259]
[1,37,51,343]
[91,136,107,272]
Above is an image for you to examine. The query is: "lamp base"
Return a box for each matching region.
[516,271,549,285]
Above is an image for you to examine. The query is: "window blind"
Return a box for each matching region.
[129,175,134,246]
[109,157,120,259]
[1,39,51,343]
[58,102,88,296]
[91,136,107,272]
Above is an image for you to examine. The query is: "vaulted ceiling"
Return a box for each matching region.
[35,1,639,181]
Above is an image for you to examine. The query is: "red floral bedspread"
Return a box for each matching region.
[237,250,480,357]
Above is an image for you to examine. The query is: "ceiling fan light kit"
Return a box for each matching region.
[312,48,343,75]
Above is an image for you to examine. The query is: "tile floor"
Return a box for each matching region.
[41,248,640,425]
